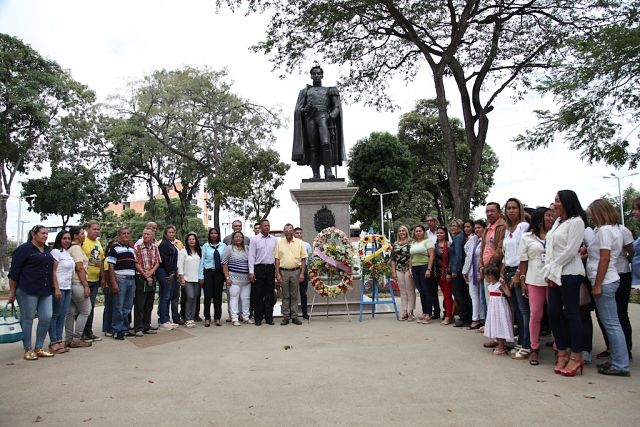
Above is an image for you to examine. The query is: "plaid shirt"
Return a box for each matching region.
[134,240,160,272]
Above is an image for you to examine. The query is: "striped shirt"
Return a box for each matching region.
[107,242,137,276]
[222,245,250,274]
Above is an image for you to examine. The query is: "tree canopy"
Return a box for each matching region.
[0,33,95,269]
[516,4,639,168]
[106,66,281,238]
[220,0,614,218]
[347,132,413,227]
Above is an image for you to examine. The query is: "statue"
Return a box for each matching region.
[292,66,346,179]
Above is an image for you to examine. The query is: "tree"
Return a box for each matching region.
[347,132,414,228]
[106,67,280,238]
[398,99,498,222]
[516,6,640,168]
[210,145,290,222]
[220,0,612,219]
[21,165,124,227]
[0,33,95,270]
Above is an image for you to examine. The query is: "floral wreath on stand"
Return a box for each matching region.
[358,234,392,289]
[309,227,357,297]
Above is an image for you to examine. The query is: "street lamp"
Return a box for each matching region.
[371,188,398,238]
[603,172,638,226]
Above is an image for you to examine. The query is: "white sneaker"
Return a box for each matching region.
[160,322,175,330]
[232,320,241,326]
[186,320,195,328]
[245,319,254,324]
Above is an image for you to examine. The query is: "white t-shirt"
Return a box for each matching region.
[503,222,530,267]
[51,248,74,290]
[518,232,547,287]
[586,225,622,285]
[615,225,633,274]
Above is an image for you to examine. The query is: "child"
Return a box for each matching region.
[483,264,514,355]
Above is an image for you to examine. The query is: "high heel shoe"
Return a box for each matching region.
[560,356,585,377]
[554,353,569,374]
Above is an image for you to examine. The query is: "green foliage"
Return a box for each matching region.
[105,66,280,237]
[21,165,127,227]
[210,146,290,222]
[517,5,640,167]
[347,132,413,228]
[397,99,498,222]
[220,0,614,218]
[0,33,96,269]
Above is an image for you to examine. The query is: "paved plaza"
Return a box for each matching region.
[1,302,640,426]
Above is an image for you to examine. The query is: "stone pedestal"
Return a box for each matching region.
[289,179,393,317]
[289,178,357,237]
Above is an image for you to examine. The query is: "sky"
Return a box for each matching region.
[1,0,638,240]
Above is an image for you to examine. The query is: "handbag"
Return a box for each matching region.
[0,302,23,344]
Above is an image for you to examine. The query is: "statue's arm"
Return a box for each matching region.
[328,87,341,120]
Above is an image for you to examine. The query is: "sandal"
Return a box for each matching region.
[440,317,452,325]
[512,348,532,360]
[417,315,432,324]
[529,349,540,366]
[483,341,499,348]
[493,348,507,356]
[399,314,409,321]
[49,342,67,354]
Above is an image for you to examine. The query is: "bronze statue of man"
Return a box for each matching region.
[292,66,346,179]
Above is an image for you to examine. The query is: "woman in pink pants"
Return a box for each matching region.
[517,207,556,365]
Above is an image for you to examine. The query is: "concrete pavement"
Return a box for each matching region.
[1,303,639,426]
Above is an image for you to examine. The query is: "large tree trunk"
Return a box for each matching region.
[0,194,9,273]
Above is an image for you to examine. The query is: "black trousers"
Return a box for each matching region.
[134,274,156,332]
[299,268,309,316]
[427,275,440,317]
[203,269,224,321]
[252,264,275,322]
[452,275,472,323]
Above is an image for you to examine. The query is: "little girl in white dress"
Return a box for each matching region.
[483,264,514,355]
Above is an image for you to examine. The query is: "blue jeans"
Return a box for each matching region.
[157,268,178,324]
[49,289,72,343]
[111,276,135,333]
[594,280,629,372]
[16,288,52,351]
[411,265,431,316]
[547,275,584,352]
[83,281,100,337]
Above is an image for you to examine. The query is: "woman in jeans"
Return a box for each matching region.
[463,220,486,329]
[178,232,201,328]
[64,226,93,348]
[157,225,181,330]
[586,199,630,376]
[222,231,252,326]
[7,225,55,360]
[49,230,74,354]
[501,197,530,359]
[543,190,587,377]
[391,225,415,321]
[409,225,435,323]
[199,227,226,327]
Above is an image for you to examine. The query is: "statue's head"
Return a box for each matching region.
[310,65,323,83]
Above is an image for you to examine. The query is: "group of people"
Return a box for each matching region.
[390,191,640,377]
[7,191,640,378]
[7,218,313,360]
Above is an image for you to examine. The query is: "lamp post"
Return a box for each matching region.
[603,172,638,226]
[371,188,398,238]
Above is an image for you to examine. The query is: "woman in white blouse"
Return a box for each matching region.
[518,207,555,365]
[587,199,629,376]
[48,230,74,354]
[500,197,530,359]
[178,233,202,328]
[543,190,587,377]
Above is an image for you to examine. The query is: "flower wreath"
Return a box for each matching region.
[358,234,392,286]
[309,227,356,297]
